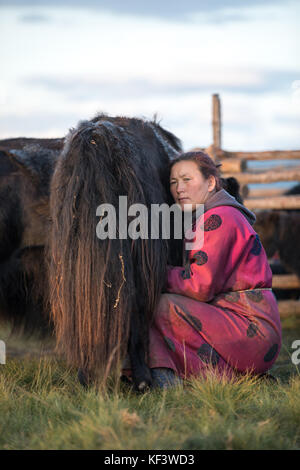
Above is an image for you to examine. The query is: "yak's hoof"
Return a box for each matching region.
[133,367,153,393]
[137,380,149,392]
[77,368,91,389]
[120,375,150,392]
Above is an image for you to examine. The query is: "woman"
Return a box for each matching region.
[148,151,282,388]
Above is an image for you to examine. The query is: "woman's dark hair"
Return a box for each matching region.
[170,151,222,191]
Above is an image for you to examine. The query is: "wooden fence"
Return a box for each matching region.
[195,94,300,317]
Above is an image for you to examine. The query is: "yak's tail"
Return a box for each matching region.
[49,120,167,385]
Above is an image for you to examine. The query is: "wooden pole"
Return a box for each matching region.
[212,94,221,161]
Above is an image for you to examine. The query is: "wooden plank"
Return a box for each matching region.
[252,164,300,173]
[219,158,247,173]
[216,149,300,161]
[272,274,300,289]
[223,168,300,184]
[278,300,300,318]
[244,195,300,210]
[247,187,287,198]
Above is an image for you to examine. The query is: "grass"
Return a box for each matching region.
[0,315,300,450]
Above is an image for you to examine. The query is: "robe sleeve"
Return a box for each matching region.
[166,209,241,302]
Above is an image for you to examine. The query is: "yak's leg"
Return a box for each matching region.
[0,246,49,336]
[128,309,152,392]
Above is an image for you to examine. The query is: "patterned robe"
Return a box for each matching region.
[147,204,282,379]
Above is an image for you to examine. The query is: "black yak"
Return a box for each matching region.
[254,183,300,299]
[0,141,62,335]
[254,209,300,300]
[48,115,246,391]
[221,176,243,204]
[48,116,183,390]
[285,183,300,196]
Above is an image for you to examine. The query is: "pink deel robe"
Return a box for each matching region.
[148,190,282,379]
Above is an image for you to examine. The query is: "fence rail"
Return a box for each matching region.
[208,94,300,317]
[222,168,300,184]
[213,149,300,161]
[278,301,300,318]
[272,274,300,290]
[244,195,300,210]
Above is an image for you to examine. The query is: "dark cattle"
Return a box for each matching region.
[254,183,300,300]
[48,115,182,391]
[285,183,300,196]
[221,176,243,204]
[254,209,300,300]
[0,143,60,335]
[0,137,63,152]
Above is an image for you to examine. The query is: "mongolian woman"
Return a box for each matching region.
[148,151,282,387]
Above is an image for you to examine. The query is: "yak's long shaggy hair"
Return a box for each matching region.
[49,115,181,386]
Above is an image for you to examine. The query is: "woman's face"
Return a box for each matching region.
[170,160,216,211]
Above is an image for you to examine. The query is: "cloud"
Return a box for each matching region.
[18,13,50,23]
[0,111,75,138]
[0,0,285,22]
[274,115,300,126]
[23,68,300,102]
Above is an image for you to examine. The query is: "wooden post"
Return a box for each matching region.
[212,94,221,161]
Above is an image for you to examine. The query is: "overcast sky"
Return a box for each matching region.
[0,0,299,151]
